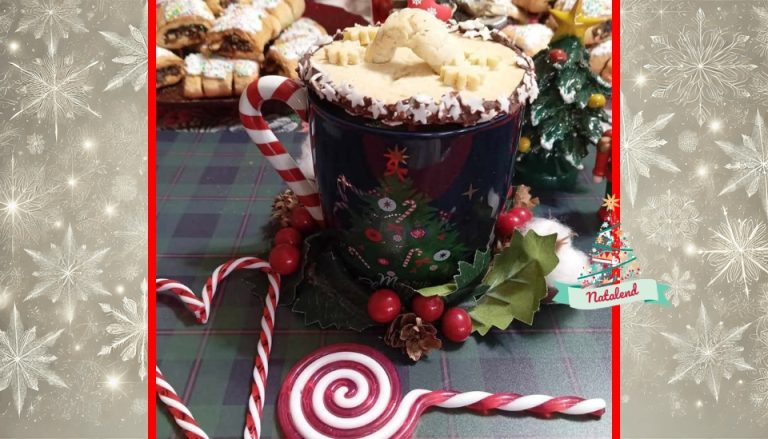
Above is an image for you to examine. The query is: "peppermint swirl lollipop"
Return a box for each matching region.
[278,344,605,439]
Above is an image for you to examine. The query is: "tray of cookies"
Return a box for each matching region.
[156,0,367,130]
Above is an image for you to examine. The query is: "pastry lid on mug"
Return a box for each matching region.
[297,9,538,127]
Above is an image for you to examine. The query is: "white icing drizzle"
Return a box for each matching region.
[234,59,258,77]
[162,0,215,21]
[184,53,205,75]
[202,58,233,79]
[212,4,267,33]
[370,99,387,118]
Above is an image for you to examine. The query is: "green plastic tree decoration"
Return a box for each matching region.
[578,196,641,287]
[340,147,467,286]
[514,0,611,189]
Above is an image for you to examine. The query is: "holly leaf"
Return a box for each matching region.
[470,262,547,335]
[454,249,491,290]
[417,249,490,297]
[292,233,375,331]
[470,231,558,334]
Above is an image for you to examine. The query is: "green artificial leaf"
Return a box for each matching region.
[292,233,375,331]
[418,283,456,297]
[454,249,491,290]
[470,231,559,334]
[470,262,548,335]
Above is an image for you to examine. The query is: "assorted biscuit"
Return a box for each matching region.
[156,0,327,98]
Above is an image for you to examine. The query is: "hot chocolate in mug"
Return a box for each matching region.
[239,11,536,287]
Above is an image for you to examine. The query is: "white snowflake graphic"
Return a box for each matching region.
[752,368,768,415]
[700,208,768,297]
[15,0,87,55]
[0,0,17,35]
[619,0,648,45]
[621,302,662,366]
[660,263,696,306]
[100,24,147,92]
[716,111,768,218]
[99,279,147,380]
[113,207,147,259]
[755,6,768,57]
[661,303,753,401]
[620,95,679,206]
[643,9,756,126]
[25,134,45,155]
[0,123,19,149]
[639,189,700,251]
[0,304,67,416]
[24,225,110,323]
[10,54,100,141]
[756,288,768,335]
[0,156,59,255]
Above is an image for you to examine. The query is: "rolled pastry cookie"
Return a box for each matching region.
[254,0,306,33]
[233,60,260,95]
[156,46,185,88]
[206,0,252,16]
[500,23,553,56]
[202,58,234,98]
[589,39,611,83]
[205,5,277,60]
[183,53,206,99]
[157,0,215,49]
[366,8,463,74]
[265,17,327,78]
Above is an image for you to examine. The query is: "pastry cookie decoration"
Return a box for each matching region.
[265,17,328,78]
[156,0,215,49]
[365,8,464,74]
[299,9,537,126]
[343,25,379,46]
[324,40,365,65]
[156,46,185,88]
[465,51,500,69]
[440,65,485,90]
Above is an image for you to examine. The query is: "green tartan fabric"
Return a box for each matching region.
[156,123,612,439]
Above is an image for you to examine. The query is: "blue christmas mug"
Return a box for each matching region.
[241,76,525,288]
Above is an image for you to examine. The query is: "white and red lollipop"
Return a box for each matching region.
[278,343,605,439]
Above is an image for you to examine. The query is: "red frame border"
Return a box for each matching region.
[610,0,621,437]
[146,2,622,436]
[148,1,157,436]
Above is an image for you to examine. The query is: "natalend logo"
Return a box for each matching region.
[553,196,671,310]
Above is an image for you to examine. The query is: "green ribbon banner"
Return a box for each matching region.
[553,279,671,310]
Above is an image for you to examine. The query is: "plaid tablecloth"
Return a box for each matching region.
[156,125,612,439]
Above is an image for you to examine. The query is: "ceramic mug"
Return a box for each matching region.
[240,76,525,288]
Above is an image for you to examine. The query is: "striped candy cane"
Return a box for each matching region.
[156,257,281,439]
[239,76,324,224]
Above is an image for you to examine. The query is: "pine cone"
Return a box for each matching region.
[384,313,442,361]
[271,189,299,227]
[512,185,540,209]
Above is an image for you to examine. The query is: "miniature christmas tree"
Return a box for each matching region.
[578,195,640,287]
[340,146,467,285]
[514,0,611,189]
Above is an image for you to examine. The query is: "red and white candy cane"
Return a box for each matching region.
[278,344,605,439]
[239,76,324,224]
[156,257,281,439]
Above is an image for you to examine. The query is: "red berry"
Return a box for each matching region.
[269,243,301,275]
[290,207,317,234]
[496,211,522,237]
[411,295,445,322]
[548,48,568,64]
[603,128,612,138]
[441,307,472,342]
[275,227,302,246]
[508,206,533,224]
[367,289,401,323]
